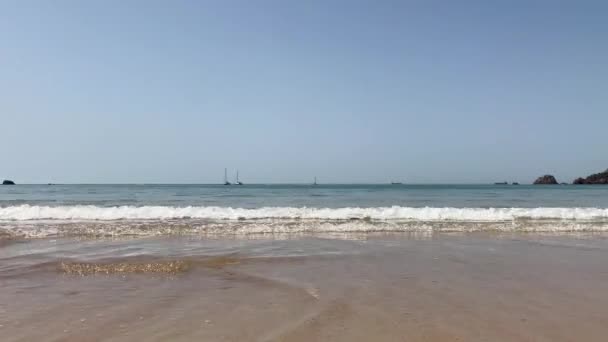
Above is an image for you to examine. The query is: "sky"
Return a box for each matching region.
[0,0,607,184]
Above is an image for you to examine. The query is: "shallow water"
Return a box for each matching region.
[2,233,608,341]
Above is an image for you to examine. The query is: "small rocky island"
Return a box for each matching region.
[573,169,608,185]
[533,175,558,185]
[2,180,15,185]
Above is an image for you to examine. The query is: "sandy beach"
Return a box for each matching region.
[3,232,608,341]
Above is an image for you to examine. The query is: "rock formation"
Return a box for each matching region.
[2,180,15,185]
[533,175,558,185]
[573,169,608,184]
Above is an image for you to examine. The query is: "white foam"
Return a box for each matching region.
[4,219,608,239]
[1,205,607,221]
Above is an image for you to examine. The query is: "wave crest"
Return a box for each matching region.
[1,205,608,221]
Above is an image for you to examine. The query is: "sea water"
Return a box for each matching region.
[2,184,608,237]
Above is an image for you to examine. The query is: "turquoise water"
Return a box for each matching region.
[2,184,608,208]
[2,184,608,237]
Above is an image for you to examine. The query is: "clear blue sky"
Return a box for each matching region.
[1,0,606,184]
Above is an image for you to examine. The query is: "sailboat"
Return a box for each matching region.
[313,176,317,186]
[223,168,231,185]
[236,170,243,185]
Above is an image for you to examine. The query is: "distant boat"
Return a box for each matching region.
[512,182,519,185]
[391,181,403,185]
[235,170,243,185]
[313,176,317,186]
[494,182,508,185]
[223,168,231,185]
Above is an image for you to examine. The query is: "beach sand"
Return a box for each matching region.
[2,233,608,341]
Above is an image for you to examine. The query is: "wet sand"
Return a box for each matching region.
[2,233,608,341]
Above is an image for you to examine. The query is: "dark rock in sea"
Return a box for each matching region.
[533,175,558,185]
[2,180,15,185]
[572,169,608,185]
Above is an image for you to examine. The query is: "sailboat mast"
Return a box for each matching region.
[223,168,232,185]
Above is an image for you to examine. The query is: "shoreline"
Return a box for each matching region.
[3,232,608,341]
[4,216,608,240]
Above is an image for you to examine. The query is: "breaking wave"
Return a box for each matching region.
[1,205,608,221]
[2,205,608,238]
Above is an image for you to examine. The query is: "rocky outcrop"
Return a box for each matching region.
[573,169,608,185]
[533,175,558,185]
[2,180,15,185]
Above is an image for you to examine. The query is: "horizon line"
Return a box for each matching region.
[4,182,554,186]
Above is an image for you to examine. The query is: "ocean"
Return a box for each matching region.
[4,184,608,341]
[1,184,608,238]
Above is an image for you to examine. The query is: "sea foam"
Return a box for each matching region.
[1,205,608,221]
